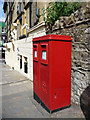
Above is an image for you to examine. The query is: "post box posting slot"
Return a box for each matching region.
[41,44,48,64]
[33,44,38,61]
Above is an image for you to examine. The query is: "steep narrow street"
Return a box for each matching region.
[0,56,85,119]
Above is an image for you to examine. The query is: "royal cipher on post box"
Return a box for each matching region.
[33,34,72,113]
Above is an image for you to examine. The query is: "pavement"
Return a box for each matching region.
[0,57,85,119]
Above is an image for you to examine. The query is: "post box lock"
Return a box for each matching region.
[54,93,57,99]
[42,81,48,94]
[42,81,46,88]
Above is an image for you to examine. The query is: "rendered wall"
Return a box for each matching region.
[5,21,46,81]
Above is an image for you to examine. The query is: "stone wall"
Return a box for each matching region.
[46,3,90,104]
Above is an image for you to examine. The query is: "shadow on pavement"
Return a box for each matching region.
[80,85,90,119]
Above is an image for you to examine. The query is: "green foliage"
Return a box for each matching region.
[41,2,80,27]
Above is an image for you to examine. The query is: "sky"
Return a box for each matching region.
[0,0,5,22]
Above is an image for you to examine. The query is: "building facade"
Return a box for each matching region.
[3,1,47,80]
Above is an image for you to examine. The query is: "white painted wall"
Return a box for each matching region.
[5,22,46,81]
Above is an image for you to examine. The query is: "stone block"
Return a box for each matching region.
[73,51,81,60]
[59,22,64,28]
[67,15,74,25]
[84,27,90,34]
[74,84,79,91]
[81,81,87,89]
[52,20,60,30]
[71,96,75,103]
[63,17,69,27]
[73,34,81,42]
[74,78,82,87]
[85,34,90,42]
[74,10,80,22]
[73,60,82,68]
[79,43,89,51]
[72,43,80,51]
[80,51,89,62]
[85,72,90,81]
[87,21,90,27]
[80,61,90,69]
[74,94,79,101]
[74,71,85,80]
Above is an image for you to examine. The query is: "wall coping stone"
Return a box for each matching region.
[27,21,46,34]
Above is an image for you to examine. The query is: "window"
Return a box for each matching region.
[20,55,22,69]
[24,57,28,73]
[29,2,32,28]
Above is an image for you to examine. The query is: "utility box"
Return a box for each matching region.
[33,34,72,113]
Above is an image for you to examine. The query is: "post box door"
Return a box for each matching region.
[50,41,71,110]
[40,43,50,108]
[33,43,40,96]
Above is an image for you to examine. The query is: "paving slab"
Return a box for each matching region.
[0,59,85,119]
[2,67,29,85]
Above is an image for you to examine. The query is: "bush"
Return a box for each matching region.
[41,2,80,27]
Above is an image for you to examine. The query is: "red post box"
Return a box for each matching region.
[33,34,72,113]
